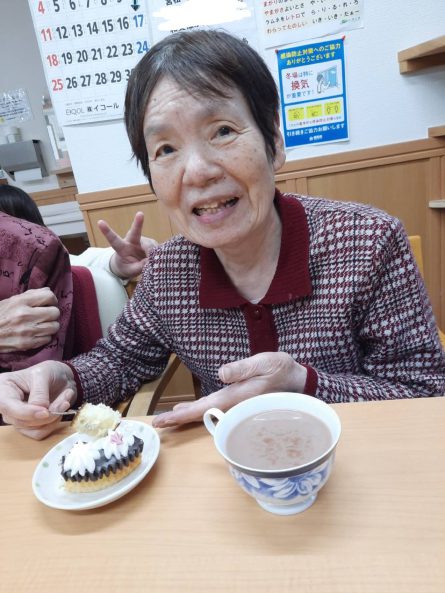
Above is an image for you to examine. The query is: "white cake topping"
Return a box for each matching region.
[72,403,121,437]
[63,441,100,477]
[96,428,136,460]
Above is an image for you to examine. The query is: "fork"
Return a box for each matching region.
[49,409,77,416]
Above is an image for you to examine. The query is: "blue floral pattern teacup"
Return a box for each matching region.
[203,393,341,515]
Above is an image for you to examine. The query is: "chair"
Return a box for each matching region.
[408,236,445,348]
[69,265,186,416]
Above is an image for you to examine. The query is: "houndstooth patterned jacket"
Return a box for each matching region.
[69,192,445,406]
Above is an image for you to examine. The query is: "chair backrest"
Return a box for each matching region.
[87,267,128,336]
[408,235,424,277]
[408,235,445,348]
[67,266,128,358]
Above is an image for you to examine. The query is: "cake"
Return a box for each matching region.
[71,402,122,438]
[61,404,144,493]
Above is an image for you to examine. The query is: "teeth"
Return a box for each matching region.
[202,201,220,209]
[194,197,237,216]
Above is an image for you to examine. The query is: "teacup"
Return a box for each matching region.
[203,393,341,515]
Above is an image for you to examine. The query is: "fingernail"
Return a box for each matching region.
[153,418,173,428]
[49,405,70,416]
[161,419,176,427]
[60,401,71,412]
[35,409,50,419]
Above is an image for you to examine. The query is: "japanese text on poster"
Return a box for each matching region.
[261,0,363,48]
[277,38,348,148]
[148,0,260,51]
[0,89,33,124]
[27,0,151,126]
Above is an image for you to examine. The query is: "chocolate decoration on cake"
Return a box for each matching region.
[61,436,144,483]
[60,403,146,493]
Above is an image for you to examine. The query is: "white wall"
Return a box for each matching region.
[266,0,445,163]
[0,0,60,192]
[2,0,445,195]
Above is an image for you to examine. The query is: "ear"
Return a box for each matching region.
[272,119,286,173]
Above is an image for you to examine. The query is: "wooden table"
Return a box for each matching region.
[1,397,444,593]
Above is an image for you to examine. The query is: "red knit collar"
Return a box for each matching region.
[199,190,312,308]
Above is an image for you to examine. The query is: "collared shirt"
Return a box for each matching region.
[69,192,445,407]
[199,193,316,392]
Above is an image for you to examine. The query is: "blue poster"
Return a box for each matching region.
[276,38,348,148]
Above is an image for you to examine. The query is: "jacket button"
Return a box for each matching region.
[252,307,262,320]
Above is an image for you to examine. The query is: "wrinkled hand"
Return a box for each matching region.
[0,361,76,440]
[97,211,158,280]
[0,288,60,353]
[152,352,307,428]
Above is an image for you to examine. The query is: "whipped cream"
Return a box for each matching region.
[96,428,136,460]
[63,441,100,477]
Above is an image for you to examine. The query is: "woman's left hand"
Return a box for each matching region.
[151,352,307,428]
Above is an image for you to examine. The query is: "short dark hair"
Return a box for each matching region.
[125,29,280,184]
[0,185,45,226]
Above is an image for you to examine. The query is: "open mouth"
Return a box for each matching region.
[193,197,238,216]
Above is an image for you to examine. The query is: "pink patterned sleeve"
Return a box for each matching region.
[7,235,73,370]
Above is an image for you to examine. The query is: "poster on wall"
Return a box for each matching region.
[0,89,33,125]
[277,37,348,148]
[260,0,363,48]
[27,0,151,126]
[148,0,260,51]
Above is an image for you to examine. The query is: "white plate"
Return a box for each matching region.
[32,420,160,511]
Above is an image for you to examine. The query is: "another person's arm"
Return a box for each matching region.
[0,211,155,360]
[72,212,158,280]
[0,288,60,353]
[101,211,158,279]
[0,233,72,371]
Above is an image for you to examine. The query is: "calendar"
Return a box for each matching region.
[28,0,151,125]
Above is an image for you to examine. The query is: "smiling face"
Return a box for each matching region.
[143,77,285,253]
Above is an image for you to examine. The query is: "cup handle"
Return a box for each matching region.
[203,408,225,436]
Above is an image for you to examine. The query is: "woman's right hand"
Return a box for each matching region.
[0,288,60,353]
[0,361,76,440]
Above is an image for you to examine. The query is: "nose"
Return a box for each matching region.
[182,144,223,187]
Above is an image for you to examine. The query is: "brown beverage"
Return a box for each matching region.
[225,409,332,470]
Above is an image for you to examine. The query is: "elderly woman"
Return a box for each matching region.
[0,30,443,439]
